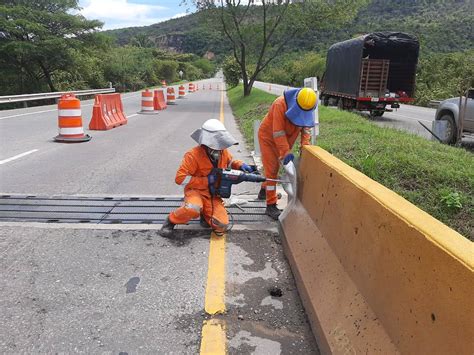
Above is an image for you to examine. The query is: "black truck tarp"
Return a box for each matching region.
[323,32,420,97]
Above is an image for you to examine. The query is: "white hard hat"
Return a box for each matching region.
[201,119,226,132]
[190,118,238,150]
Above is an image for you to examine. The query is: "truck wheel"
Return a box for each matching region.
[370,110,384,118]
[337,98,344,110]
[438,113,457,144]
[322,95,329,106]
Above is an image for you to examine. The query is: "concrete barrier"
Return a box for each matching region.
[280,146,473,354]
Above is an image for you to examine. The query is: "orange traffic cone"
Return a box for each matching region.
[54,94,91,143]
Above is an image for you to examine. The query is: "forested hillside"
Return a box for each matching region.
[107,0,473,56]
[106,0,473,104]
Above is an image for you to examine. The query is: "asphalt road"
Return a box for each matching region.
[0,79,257,196]
[0,78,318,353]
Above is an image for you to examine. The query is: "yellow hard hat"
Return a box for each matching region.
[296,88,317,110]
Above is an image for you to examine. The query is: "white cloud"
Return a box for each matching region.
[171,12,187,19]
[79,0,174,30]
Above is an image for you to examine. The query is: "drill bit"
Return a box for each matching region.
[265,178,291,184]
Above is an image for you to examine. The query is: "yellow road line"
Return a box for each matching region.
[220,89,225,123]
[200,84,227,355]
[200,319,226,354]
[204,232,227,315]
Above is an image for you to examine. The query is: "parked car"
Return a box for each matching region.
[435,88,474,144]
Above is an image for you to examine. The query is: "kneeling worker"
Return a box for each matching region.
[160,119,254,237]
[258,87,317,220]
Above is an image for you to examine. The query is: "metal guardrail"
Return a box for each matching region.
[0,88,116,104]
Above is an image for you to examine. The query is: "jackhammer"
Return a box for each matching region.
[209,168,287,198]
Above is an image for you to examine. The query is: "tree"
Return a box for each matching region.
[222,56,240,88]
[0,0,102,92]
[188,0,367,96]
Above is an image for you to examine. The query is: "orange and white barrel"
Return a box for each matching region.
[161,80,167,88]
[167,87,176,104]
[54,94,91,143]
[139,89,155,114]
[188,83,194,93]
[178,85,186,98]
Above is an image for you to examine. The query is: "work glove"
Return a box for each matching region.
[282,153,294,166]
[240,163,253,173]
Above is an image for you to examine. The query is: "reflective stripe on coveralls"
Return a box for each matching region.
[258,96,311,205]
[169,146,243,232]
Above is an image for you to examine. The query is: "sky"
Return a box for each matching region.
[78,0,196,30]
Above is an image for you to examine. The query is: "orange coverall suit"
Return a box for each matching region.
[169,145,243,232]
[258,96,311,205]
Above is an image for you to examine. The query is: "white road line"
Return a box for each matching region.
[0,149,38,165]
[127,113,138,118]
[0,109,56,120]
[387,112,432,123]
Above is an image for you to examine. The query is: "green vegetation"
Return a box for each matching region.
[415,51,474,106]
[0,0,216,105]
[228,85,474,240]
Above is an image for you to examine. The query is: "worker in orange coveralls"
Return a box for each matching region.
[160,119,255,237]
[258,87,317,220]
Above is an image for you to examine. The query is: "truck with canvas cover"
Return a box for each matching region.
[320,32,419,117]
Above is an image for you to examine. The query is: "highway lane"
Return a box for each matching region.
[0,79,258,196]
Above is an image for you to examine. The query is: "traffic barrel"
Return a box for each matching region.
[167,87,176,104]
[54,94,91,143]
[161,80,167,88]
[209,83,212,90]
[138,89,157,114]
[188,83,194,93]
[178,85,186,98]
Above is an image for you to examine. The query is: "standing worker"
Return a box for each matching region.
[258,88,317,220]
[160,119,254,237]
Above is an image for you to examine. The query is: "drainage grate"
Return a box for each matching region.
[0,195,272,224]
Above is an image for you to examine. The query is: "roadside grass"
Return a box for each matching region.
[227,84,474,240]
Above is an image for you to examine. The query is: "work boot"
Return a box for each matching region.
[200,214,210,228]
[159,217,175,238]
[265,204,281,220]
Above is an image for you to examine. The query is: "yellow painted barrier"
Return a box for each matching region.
[280,146,474,354]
